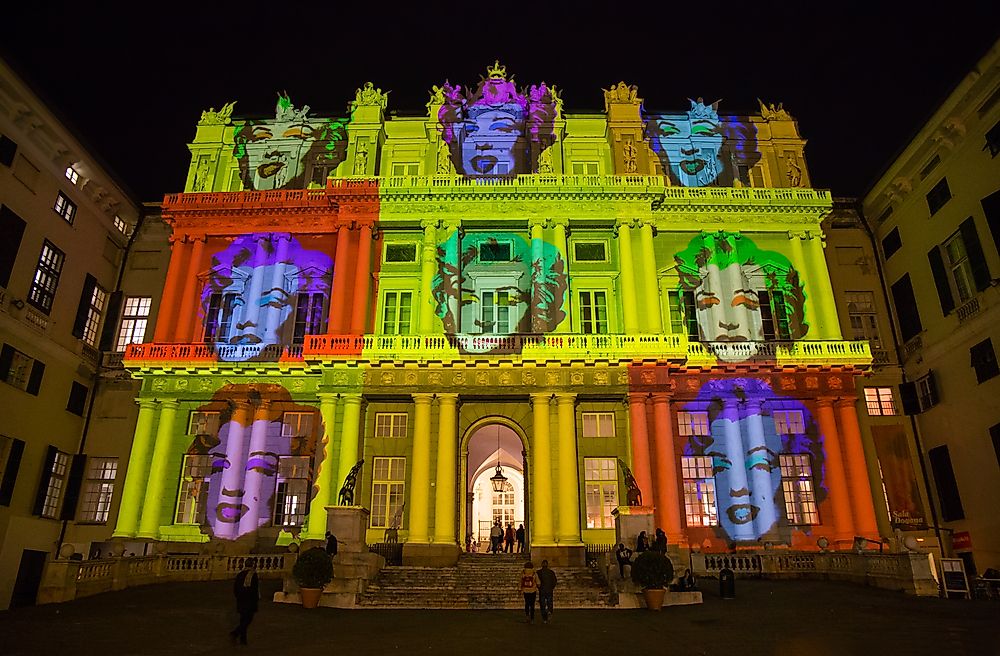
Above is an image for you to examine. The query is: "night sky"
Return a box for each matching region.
[3,5,998,204]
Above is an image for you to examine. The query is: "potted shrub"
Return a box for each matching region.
[630,550,674,611]
[292,547,333,609]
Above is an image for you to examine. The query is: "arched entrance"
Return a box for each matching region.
[462,419,528,552]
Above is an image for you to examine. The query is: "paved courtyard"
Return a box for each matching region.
[0,577,995,655]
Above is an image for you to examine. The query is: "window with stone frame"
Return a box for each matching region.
[273,456,310,528]
[370,457,405,528]
[79,457,117,523]
[374,413,407,438]
[845,291,882,349]
[175,454,212,524]
[681,455,718,527]
[779,454,819,525]
[864,387,897,416]
[584,457,618,529]
[581,412,615,438]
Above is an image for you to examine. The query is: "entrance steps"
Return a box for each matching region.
[357,552,612,609]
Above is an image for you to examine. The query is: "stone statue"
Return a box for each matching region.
[758,98,793,121]
[353,82,389,111]
[354,141,368,176]
[384,502,405,543]
[537,146,554,174]
[550,85,564,119]
[617,458,642,506]
[787,157,802,187]
[198,101,236,126]
[622,140,638,174]
[427,84,446,109]
[275,91,310,122]
[338,459,365,506]
[436,140,453,174]
[193,158,210,191]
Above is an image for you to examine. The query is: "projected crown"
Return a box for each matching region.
[487,60,508,80]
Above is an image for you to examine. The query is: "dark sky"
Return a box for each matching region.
[3,4,998,203]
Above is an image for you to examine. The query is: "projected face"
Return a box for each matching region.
[647,115,724,187]
[694,263,765,361]
[461,108,522,176]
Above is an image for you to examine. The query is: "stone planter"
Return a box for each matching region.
[643,587,665,610]
[300,587,323,609]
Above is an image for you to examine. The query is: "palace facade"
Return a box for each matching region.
[111,64,881,566]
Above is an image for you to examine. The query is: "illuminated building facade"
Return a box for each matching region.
[113,64,880,566]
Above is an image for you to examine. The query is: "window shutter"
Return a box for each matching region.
[0,344,13,381]
[889,275,923,341]
[959,217,991,291]
[928,445,964,522]
[926,247,955,315]
[899,381,920,415]
[926,370,940,407]
[0,206,27,289]
[60,455,87,521]
[72,274,98,340]
[982,189,1000,258]
[0,135,15,167]
[99,291,124,351]
[32,445,57,516]
[0,438,25,506]
[26,360,45,395]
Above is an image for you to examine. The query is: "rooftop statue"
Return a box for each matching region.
[198,101,236,126]
[275,91,310,122]
[758,98,793,121]
[353,82,389,111]
[603,82,640,111]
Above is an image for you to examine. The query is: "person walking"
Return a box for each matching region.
[537,559,557,624]
[519,561,540,623]
[490,521,503,554]
[229,558,259,646]
[504,523,515,553]
[515,523,526,553]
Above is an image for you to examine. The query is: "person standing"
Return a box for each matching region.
[490,521,503,554]
[537,560,557,624]
[652,528,668,554]
[519,561,540,623]
[230,558,259,646]
[515,523,526,553]
[615,543,634,579]
[325,531,338,556]
[636,530,649,553]
[504,523,515,553]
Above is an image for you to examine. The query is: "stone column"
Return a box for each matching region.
[408,394,434,542]
[174,236,206,342]
[418,220,438,334]
[240,235,270,339]
[814,397,855,540]
[335,395,363,500]
[213,401,251,540]
[328,223,352,333]
[153,238,189,342]
[238,400,272,537]
[638,221,662,334]
[137,399,179,539]
[836,397,880,539]
[112,399,158,537]
[530,393,554,545]
[720,397,754,542]
[433,394,459,544]
[615,220,639,333]
[650,393,682,542]
[805,232,841,339]
[627,393,654,508]
[305,393,339,540]
[555,393,582,544]
[529,219,547,333]
[350,224,373,334]
[551,219,569,332]
[744,398,779,539]
[262,234,290,339]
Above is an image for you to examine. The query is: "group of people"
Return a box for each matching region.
[518,560,557,623]
[615,528,669,578]
[488,521,525,554]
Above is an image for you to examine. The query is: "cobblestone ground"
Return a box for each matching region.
[0,578,996,655]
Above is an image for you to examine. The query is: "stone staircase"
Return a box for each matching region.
[357,552,612,608]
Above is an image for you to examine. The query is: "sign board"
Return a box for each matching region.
[952,531,972,550]
[940,558,969,599]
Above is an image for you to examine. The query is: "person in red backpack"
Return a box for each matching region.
[519,561,541,623]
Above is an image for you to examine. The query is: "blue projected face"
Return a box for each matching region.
[647,114,724,187]
[460,108,523,176]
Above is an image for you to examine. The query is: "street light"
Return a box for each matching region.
[489,424,507,493]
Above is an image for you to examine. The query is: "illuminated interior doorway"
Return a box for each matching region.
[466,422,526,551]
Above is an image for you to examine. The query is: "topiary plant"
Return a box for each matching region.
[292,547,334,589]
[630,550,674,590]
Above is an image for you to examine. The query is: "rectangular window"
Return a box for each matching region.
[681,455,718,527]
[281,412,314,438]
[381,291,413,335]
[779,454,819,525]
[970,338,999,384]
[40,450,71,519]
[273,456,310,528]
[926,178,952,215]
[846,291,881,349]
[944,232,976,304]
[203,292,238,342]
[0,436,25,507]
[985,120,1000,157]
[65,167,80,185]
[773,410,805,435]
[918,155,940,180]
[889,275,923,342]
[916,373,939,411]
[390,162,420,176]
[28,240,65,315]
[667,291,697,339]
[76,277,108,346]
[175,455,212,524]
[571,162,599,175]
[481,290,511,334]
[53,192,77,224]
[113,215,130,236]
[677,411,709,437]
[292,292,326,344]
[759,290,792,341]
[578,290,609,335]
[384,243,418,263]
[479,241,512,262]
[370,457,405,528]
[0,206,27,289]
[374,413,407,439]
[0,344,45,395]
[584,457,618,529]
[67,381,88,416]
[0,135,15,167]
[573,242,607,262]
[864,387,897,416]
[79,457,117,523]
[116,296,152,352]
[876,205,894,225]
[881,227,902,259]
[928,445,964,521]
[581,412,615,438]
[188,411,220,437]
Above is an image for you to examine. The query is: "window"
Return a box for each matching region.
[381,291,413,335]
[928,445,964,521]
[584,457,618,529]
[374,413,407,438]
[64,166,80,185]
[926,178,951,215]
[0,436,26,507]
[990,424,1000,471]
[759,290,792,340]
[901,372,940,415]
[970,338,999,384]
[281,412,314,438]
[918,155,940,180]
[944,232,976,304]
[773,410,805,435]
[188,411,220,436]
[0,135,15,167]
[175,455,211,524]
[0,206,27,289]
[573,242,607,262]
[481,290,512,334]
[116,296,152,351]
[203,292,238,342]
[779,454,819,525]
[984,190,1000,260]
[28,240,65,314]
[479,241,512,262]
[113,215,130,236]
[73,275,108,346]
[370,457,405,528]
[53,192,77,224]
[384,243,417,263]
[985,120,1000,157]
[667,291,697,339]
[581,412,615,438]
[677,411,709,437]
[876,206,894,224]
[273,456,310,527]
[79,457,117,523]
[571,162,599,175]
[864,387,897,416]
[67,381,88,416]
[39,449,71,519]
[292,293,326,344]
[492,480,515,528]
[846,291,881,349]
[681,456,718,527]
[390,162,420,176]
[0,344,45,395]
[889,275,923,342]
[578,290,609,334]
[881,228,902,259]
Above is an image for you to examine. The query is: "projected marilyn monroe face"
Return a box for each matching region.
[695,262,765,360]
[460,108,524,176]
[647,99,725,187]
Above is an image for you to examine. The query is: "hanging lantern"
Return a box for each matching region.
[490,424,507,492]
